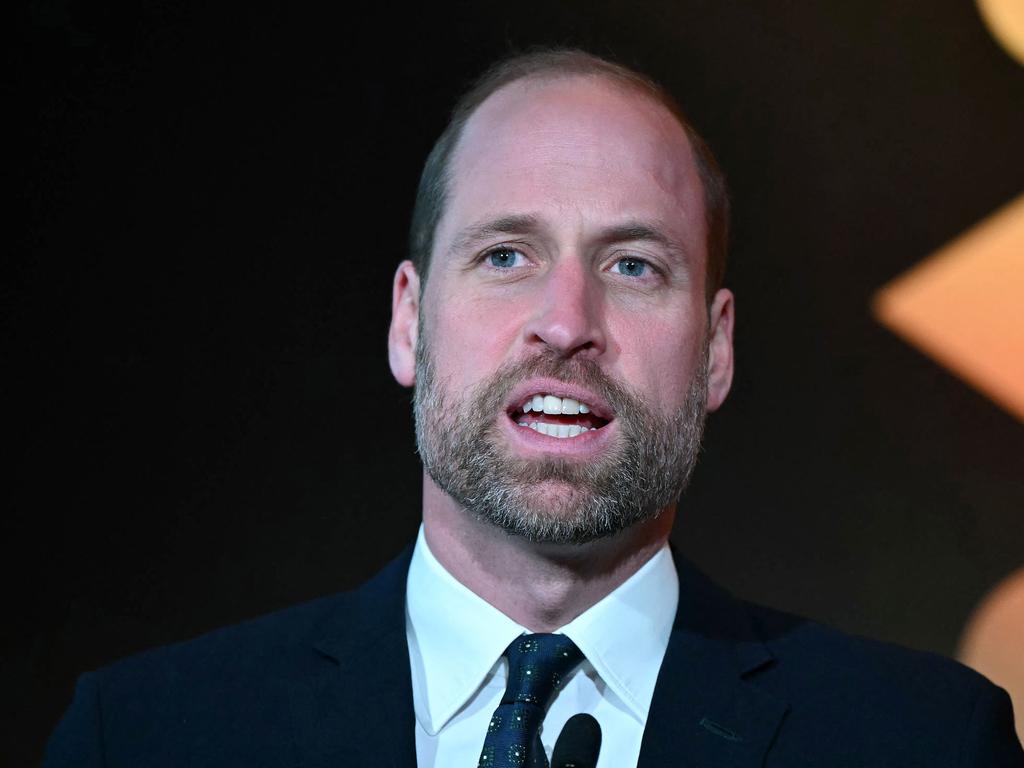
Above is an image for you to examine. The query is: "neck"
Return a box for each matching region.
[421,474,675,632]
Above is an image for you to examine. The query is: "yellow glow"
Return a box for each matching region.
[873,193,1024,423]
[959,567,1024,743]
[977,0,1024,65]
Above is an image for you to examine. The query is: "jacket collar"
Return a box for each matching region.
[294,542,786,768]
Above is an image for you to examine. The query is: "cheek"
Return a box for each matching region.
[427,294,524,384]
[612,314,705,409]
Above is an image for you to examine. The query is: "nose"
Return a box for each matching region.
[522,256,607,359]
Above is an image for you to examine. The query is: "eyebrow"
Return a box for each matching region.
[451,214,543,253]
[597,221,689,260]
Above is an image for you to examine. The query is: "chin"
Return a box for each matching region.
[471,484,658,547]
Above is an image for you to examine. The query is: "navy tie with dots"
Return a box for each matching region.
[478,633,585,768]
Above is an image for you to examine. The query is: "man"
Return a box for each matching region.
[46,49,1023,767]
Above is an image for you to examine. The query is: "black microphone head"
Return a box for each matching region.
[551,713,602,768]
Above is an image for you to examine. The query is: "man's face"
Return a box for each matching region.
[391,75,734,543]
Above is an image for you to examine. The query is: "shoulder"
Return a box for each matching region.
[671,555,1020,764]
[745,599,987,692]
[740,601,1021,765]
[45,545,413,766]
[93,542,411,697]
[93,588,355,692]
[674,552,1004,715]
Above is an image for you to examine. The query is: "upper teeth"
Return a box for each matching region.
[522,394,592,415]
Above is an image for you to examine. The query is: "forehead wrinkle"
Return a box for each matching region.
[449,139,701,251]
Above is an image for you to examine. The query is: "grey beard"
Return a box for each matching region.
[413,335,709,545]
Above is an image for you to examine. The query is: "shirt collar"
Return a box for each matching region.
[405,525,679,733]
[406,526,527,735]
[558,543,678,723]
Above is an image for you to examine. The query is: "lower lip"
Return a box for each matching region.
[501,414,617,456]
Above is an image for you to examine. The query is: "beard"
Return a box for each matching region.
[413,332,710,546]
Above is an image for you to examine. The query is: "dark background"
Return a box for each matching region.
[7,0,1024,763]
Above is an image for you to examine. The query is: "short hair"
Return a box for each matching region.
[408,48,730,301]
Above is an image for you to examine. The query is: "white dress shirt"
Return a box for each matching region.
[406,525,679,768]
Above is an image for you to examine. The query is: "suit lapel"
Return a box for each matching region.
[282,544,786,767]
[638,554,788,768]
[287,545,418,768]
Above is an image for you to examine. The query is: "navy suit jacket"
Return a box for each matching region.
[45,544,1024,766]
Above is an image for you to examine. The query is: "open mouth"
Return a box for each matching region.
[508,393,611,439]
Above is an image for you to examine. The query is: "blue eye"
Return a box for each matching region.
[612,257,648,277]
[486,247,526,268]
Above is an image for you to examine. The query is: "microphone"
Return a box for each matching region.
[551,713,602,768]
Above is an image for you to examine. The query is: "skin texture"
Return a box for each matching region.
[388,74,735,631]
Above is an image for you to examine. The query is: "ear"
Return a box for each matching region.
[705,288,735,412]
[388,260,420,387]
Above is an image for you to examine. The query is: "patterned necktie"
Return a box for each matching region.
[478,633,585,768]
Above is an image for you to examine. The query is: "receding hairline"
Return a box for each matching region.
[465,65,672,111]
[450,69,703,178]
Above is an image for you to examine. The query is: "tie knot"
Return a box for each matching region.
[502,633,584,707]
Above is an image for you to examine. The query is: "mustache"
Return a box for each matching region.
[474,350,642,417]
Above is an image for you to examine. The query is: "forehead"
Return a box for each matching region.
[439,74,707,260]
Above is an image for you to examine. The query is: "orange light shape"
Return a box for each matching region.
[873,193,1024,423]
[977,0,1024,66]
